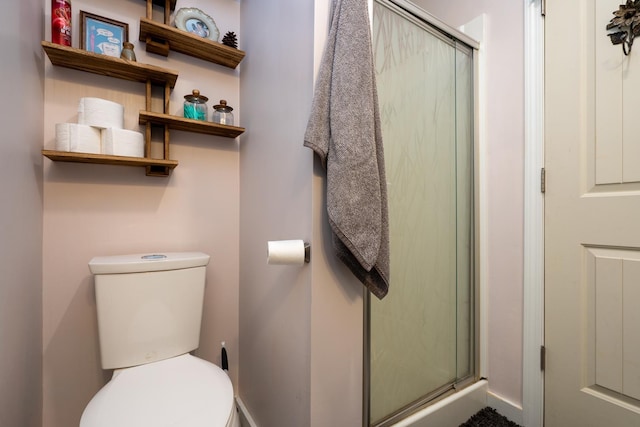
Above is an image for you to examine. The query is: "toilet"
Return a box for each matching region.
[80,252,239,427]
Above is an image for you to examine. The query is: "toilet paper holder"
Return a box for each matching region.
[303,242,310,263]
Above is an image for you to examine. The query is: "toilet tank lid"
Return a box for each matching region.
[89,252,210,274]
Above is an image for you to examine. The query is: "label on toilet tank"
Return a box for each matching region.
[141,254,168,260]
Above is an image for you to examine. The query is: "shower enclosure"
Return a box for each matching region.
[366,1,478,425]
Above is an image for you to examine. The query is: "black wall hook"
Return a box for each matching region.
[607,0,640,55]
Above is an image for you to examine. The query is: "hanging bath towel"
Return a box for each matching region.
[304,0,390,299]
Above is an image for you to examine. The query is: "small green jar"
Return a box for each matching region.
[183,89,209,121]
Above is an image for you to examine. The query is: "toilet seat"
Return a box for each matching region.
[80,354,236,427]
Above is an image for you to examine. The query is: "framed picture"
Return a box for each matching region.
[80,11,128,58]
[174,8,219,42]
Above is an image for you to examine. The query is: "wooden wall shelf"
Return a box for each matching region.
[138,18,245,69]
[43,5,245,178]
[42,150,178,176]
[139,111,245,138]
[42,41,178,88]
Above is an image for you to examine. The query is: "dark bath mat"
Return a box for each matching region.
[459,407,522,427]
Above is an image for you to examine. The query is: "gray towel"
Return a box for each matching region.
[304,0,389,299]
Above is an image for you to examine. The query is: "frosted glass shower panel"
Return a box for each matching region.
[369,0,475,424]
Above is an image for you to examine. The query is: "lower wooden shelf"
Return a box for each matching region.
[42,150,178,177]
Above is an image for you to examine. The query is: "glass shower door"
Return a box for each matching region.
[368,0,476,425]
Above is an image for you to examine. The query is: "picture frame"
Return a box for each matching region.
[174,8,219,42]
[80,11,129,58]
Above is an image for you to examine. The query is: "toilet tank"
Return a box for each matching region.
[88,252,210,370]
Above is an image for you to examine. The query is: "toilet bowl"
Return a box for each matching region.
[80,354,239,427]
[80,252,239,427]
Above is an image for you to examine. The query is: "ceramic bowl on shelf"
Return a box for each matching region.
[174,7,219,42]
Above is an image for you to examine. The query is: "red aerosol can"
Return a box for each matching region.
[51,0,72,46]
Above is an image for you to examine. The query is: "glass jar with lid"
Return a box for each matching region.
[183,89,208,121]
[212,100,234,126]
[120,42,136,61]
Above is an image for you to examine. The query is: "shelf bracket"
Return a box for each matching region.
[164,0,171,24]
[145,36,170,56]
[146,165,171,177]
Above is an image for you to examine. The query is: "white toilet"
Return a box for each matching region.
[80,252,239,427]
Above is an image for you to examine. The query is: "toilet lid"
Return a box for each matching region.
[80,354,234,427]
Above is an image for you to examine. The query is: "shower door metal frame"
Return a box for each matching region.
[364,1,481,425]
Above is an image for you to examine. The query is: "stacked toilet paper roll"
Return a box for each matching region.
[102,128,144,157]
[77,97,124,129]
[54,97,145,158]
[55,123,102,153]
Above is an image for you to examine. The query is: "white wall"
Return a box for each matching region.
[414,0,525,407]
[41,1,241,426]
[239,0,365,425]
[238,1,314,426]
[239,0,313,427]
[0,1,44,426]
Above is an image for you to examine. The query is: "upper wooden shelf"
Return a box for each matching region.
[139,111,245,138]
[42,41,179,88]
[138,18,245,69]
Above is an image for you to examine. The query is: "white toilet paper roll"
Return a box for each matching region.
[267,240,307,265]
[101,128,145,157]
[78,97,124,129]
[55,123,102,154]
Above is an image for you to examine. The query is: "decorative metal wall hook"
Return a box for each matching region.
[608,0,640,55]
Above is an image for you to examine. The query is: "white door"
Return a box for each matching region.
[545,0,640,425]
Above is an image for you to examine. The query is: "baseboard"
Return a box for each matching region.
[236,396,258,427]
[392,380,488,427]
[236,383,522,427]
[487,391,524,426]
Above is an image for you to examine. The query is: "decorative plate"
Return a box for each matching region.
[174,7,219,42]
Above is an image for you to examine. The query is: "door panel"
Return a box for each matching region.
[587,248,640,399]
[594,0,640,185]
[545,0,640,425]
